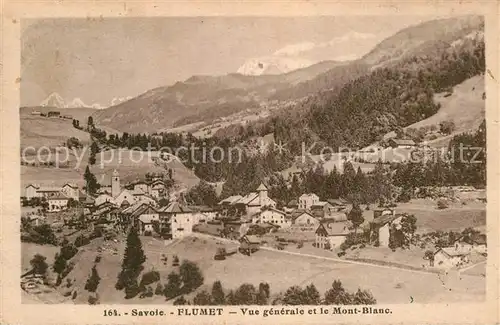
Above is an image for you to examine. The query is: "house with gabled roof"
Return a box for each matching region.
[61,183,79,200]
[292,210,320,230]
[315,220,350,250]
[388,138,417,149]
[218,183,277,216]
[369,209,402,247]
[160,202,196,239]
[47,192,70,212]
[24,184,41,200]
[239,235,261,255]
[433,246,470,269]
[252,207,291,228]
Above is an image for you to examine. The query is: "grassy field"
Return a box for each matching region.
[392,199,486,233]
[21,115,91,150]
[22,232,485,305]
[409,75,485,136]
[21,148,200,191]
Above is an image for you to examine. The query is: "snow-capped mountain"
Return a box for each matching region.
[68,97,88,108]
[40,92,66,108]
[39,92,110,109]
[237,56,314,76]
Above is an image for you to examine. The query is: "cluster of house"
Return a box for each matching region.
[30,110,72,119]
[217,185,355,248]
[25,182,83,212]
[433,233,487,269]
[24,170,219,240]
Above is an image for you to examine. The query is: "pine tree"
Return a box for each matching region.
[179,260,204,293]
[348,203,364,235]
[116,227,146,292]
[154,283,164,295]
[304,283,320,305]
[193,290,212,305]
[211,280,225,305]
[164,272,182,299]
[324,280,353,305]
[52,253,67,286]
[85,265,101,293]
[84,166,100,195]
[87,116,94,131]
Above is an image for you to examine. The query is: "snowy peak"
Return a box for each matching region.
[237,57,314,76]
[68,97,88,108]
[39,92,108,109]
[40,92,66,108]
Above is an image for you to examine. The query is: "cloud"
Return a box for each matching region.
[273,42,316,56]
[272,31,377,58]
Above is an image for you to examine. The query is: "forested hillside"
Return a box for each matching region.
[261,26,485,154]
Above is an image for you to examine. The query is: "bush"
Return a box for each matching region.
[60,244,78,260]
[180,260,204,293]
[94,255,101,263]
[74,235,90,247]
[88,293,100,305]
[439,121,455,135]
[173,295,188,305]
[140,270,160,287]
[155,283,164,295]
[125,281,140,299]
[437,199,449,209]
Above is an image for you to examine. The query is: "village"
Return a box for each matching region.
[21,166,487,305]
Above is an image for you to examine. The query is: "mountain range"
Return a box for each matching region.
[39,92,131,110]
[48,16,485,135]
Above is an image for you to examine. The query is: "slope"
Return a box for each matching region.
[21,115,91,150]
[407,75,485,134]
[91,61,341,133]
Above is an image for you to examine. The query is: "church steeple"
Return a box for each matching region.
[111,169,120,197]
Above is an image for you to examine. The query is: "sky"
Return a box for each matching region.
[21,16,440,108]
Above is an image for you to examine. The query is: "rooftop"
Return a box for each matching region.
[390,138,416,145]
[161,201,193,213]
[318,220,350,236]
[256,183,268,191]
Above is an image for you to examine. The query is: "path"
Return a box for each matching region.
[458,260,486,274]
[191,232,439,276]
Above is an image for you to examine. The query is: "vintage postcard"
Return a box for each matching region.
[1,1,499,324]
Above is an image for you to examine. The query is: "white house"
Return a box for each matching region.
[149,179,168,199]
[94,194,116,207]
[131,181,149,195]
[138,214,160,235]
[298,193,320,210]
[315,220,350,250]
[433,247,470,269]
[36,186,63,199]
[47,193,70,212]
[292,211,320,230]
[370,210,403,247]
[242,183,277,215]
[61,183,79,200]
[252,208,291,228]
[217,183,277,216]
[25,184,41,200]
[160,202,196,239]
[114,189,135,207]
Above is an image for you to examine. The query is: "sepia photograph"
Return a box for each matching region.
[17,14,489,307]
[0,2,496,323]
